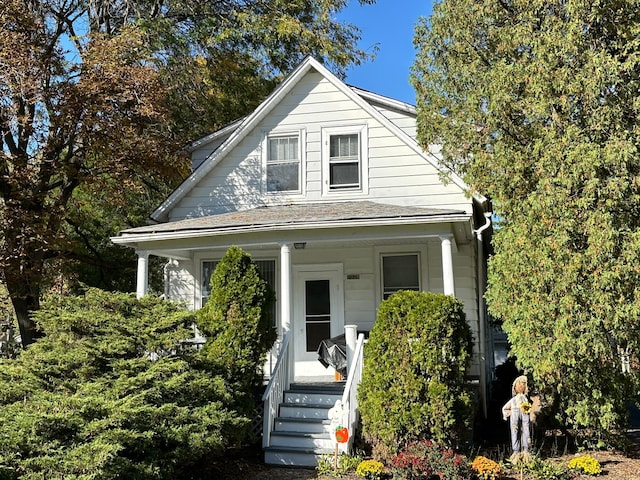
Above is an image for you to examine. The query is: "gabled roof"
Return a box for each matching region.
[151,56,482,222]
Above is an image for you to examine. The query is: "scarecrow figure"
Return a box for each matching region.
[502,375,532,463]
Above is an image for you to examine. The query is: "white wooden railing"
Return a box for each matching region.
[261,331,292,448]
[340,332,366,453]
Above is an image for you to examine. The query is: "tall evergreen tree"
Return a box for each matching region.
[412,0,640,445]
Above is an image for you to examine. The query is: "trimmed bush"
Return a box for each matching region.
[357,291,473,458]
[0,289,250,479]
[197,245,276,417]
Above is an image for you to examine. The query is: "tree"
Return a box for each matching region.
[1,0,376,346]
[358,291,473,459]
[197,246,276,417]
[0,289,250,479]
[412,0,640,445]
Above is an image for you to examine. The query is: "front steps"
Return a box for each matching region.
[264,382,345,467]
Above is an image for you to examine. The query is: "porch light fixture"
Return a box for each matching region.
[293,242,306,249]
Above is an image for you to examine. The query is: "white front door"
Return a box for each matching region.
[293,264,344,377]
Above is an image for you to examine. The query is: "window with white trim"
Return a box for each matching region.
[201,259,277,326]
[266,133,300,193]
[381,253,420,300]
[322,125,368,194]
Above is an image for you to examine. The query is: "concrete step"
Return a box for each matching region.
[269,430,334,449]
[264,381,345,467]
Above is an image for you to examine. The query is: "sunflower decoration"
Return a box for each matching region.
[520,401,532,414]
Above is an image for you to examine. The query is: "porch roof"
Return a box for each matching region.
[115,201,468,242]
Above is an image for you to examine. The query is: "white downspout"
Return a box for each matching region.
[474,212,492,418]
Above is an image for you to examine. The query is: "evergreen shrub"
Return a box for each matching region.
[197,245,276,417]
[357,291,473,458]
[0,289,252,479]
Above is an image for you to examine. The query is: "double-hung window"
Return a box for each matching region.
[322,125,368,195]
[266,133,301,193]
[381,253,420,300]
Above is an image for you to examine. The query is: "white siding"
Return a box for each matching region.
[371,104,418,138]
[167,260,195,310]
[169,71,472,222]
[168,238,482,375]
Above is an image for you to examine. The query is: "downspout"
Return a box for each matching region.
[474,212,492,418]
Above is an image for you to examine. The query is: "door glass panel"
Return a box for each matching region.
[305,279,331,352]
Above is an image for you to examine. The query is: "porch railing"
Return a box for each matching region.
[340,332,366,453]
[261,330,292,448]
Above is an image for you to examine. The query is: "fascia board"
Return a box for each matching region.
[152,57,322,222]
[183,118,245,153]
[111,212,471,245]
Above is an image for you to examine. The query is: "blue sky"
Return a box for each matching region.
[338,1,435,105]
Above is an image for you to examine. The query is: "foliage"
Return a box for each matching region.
[0,0,182,345]
[388,440,470,480]
[518,457,570,480]
[358,291,473,457]
[356,459,385,479]
[0,0,377,346]
[471,455,502,480]
[567,455,602,476]
[0,288,253,479]
[197,246,276,417]
[316,453,364,477]
[412,0,640,445]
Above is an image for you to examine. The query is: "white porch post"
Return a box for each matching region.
[280,244,292,332]
[136,250,149,299]
[344,324,357,377]
[440,235,455,296]
[280,243,294,380]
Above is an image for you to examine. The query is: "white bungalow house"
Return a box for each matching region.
[112,56,494,466]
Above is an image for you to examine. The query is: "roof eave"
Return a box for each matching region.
[112,213,472,246]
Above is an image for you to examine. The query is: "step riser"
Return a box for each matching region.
[264,450,325,467]
[275,420,331,434]
[270,434,334,449]
[279,405,331,419]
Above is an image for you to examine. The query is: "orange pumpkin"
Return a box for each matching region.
[335,426,349,443]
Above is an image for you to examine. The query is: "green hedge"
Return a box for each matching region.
[0,288,254,479]
[357,291,473,459]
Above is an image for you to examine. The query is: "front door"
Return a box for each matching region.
[293,264,344,377]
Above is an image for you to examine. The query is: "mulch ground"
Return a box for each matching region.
[235,427,640,480]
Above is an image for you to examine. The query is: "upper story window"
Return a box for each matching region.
[322,125,368,195]
[266,133,302,193]
[329,134,359,189]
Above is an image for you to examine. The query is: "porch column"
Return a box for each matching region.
[344,324,358,377]
[440,235,455,296]
[280,244,292,332]
[136,250,149,299]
